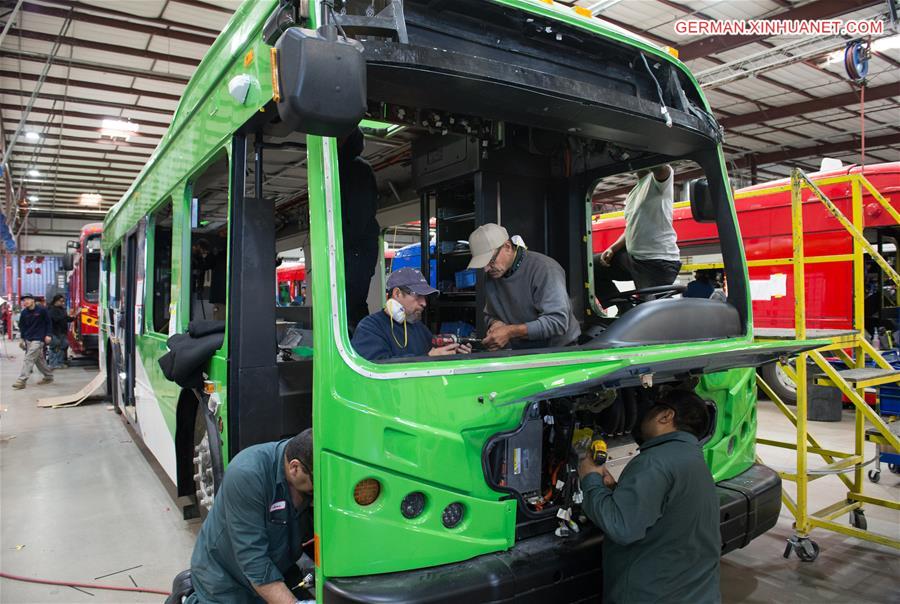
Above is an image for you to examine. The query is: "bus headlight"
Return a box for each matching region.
[400,492,426,519]
[442,502,464,529]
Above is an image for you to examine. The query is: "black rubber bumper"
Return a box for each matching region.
[717,463,782,554]
[324,463,781,603]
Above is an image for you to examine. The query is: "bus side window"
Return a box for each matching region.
[187,153,229,323]
[151,200,174,333]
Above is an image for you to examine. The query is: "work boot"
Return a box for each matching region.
[11,380,25,389]
[37,376,53,385]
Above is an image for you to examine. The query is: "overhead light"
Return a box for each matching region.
[100,119,140,140]
[825,35,900,64]
[27,169,41,178]
[79,193,103,206]
[25,131,40,142]
[27,195,39,203]
[873,34,900,53]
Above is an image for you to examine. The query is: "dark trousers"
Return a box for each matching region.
[594,248,681,310]
[345,239,378,329]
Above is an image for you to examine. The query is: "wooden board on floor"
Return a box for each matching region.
[36,370,107,408]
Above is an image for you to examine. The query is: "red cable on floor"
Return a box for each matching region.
[0,571,170,597]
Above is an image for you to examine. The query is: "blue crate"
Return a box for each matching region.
[439,321,475,337]
[455,269,476,289]
[879,385,900,416]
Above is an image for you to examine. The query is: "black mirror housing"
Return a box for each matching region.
[275,26,367,137]
[63,253,74,271]
[690,178,716,223]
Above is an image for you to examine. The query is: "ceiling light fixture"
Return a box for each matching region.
[873,34,900,53]
[79,193,103,206]
[824,34,900,64]
[100,119,140,140]
[27,169,41,178]
[25,131,40,142]
[27,195,39,203]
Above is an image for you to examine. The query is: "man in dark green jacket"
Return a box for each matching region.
[188,429,314,603]
[579,390,720,604]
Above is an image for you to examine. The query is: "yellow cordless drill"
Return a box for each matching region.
[589,437,608,466]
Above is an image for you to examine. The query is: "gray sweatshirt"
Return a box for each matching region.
[484,250,580,348]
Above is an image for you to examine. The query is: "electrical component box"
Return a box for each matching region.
[503,405,543,494]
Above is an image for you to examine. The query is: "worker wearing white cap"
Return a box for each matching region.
[468,223,580,350]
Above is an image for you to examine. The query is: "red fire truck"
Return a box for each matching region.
[64,223,103,358]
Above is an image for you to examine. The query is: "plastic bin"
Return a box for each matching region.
[807,368,843,422]
[455,269,476,289]
[439,321,475,337]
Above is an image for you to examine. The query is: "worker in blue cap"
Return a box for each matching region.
[351,267,472,361]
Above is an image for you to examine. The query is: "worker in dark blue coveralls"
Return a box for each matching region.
[351,267,471,361]
[187,429,314,604]
[578,390,721,604]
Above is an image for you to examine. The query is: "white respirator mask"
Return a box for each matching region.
[385,298,406,324]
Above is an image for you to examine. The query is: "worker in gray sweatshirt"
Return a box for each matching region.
[468,223,580,350]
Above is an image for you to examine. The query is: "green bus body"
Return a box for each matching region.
[100,1,806,601]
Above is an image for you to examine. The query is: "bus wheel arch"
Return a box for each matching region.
[175,389,224,520]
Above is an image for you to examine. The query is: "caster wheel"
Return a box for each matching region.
[796,539,820,562]
[868,469,881,483]
[784,537,820,562]
[889,463,900,475]
[850,509,867,531]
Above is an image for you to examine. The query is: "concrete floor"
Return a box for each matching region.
[1,344,197,602]
[1,342,898,602]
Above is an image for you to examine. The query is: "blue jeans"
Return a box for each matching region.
[49,334,68,367]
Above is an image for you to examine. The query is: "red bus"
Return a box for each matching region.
[64,223,103,357]
[276,249,398,306]
[276,261,306,305]
[592,162,900,333]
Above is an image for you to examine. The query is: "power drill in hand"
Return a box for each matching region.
[432,334,482,348]
[589,437,608,466]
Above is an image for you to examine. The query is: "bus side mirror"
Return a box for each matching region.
[63,239,79,270]
[275,26,367,137]
[690,178,716,223]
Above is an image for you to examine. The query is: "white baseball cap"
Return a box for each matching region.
[467,223,509,269]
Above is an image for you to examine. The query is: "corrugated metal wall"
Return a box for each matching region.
[0,254,66,302]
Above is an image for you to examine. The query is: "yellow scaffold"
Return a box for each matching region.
[746,169,900,559]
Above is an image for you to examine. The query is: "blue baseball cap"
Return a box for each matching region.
[386,267,438,296]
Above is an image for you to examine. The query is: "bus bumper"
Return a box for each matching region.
[323,464,780,603]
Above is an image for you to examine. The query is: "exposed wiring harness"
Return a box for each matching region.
[0,571,170,597]
[640,53,673,128]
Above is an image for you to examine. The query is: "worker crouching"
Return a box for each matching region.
[185,429,314,603]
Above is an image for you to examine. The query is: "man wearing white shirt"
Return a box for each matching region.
[594,165,681,312]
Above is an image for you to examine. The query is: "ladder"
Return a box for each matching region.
[754,169,900,560]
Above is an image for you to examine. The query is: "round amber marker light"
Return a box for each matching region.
[353,479,381,506]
